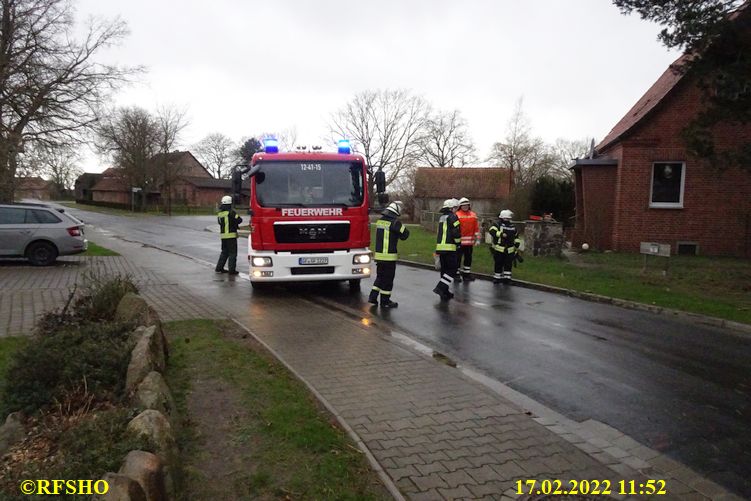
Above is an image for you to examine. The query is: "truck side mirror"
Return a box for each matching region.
[232,170,243,204]
[375,170,386,194]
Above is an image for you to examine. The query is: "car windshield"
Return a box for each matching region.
[254,161,364,208]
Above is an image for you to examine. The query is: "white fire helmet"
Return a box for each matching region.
[383,201,402,217]
[221,195,233,205]
[499,209,513,220]
[442,198,460,210]
[458,197,470,208]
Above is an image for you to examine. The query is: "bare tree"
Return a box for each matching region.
[256,127,298,151]
[20,143,81,197]
[328,89,430,201]
[487,98,555,188]
[153,106,189,214]
[0,0,137,203]
[236,136,262,165]
[95,107,161,210]
[194,133,234,179]
[549,138,592,179]
[419,109,476,167]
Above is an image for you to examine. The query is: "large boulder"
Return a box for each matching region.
[92,472,147,501]
[116,294,169,359]
[126,326,166,393]
[116,293,157,327]
[133,372,176,417]
[118,450,166,501]
[127,410,177,497]
[0,412,25,456]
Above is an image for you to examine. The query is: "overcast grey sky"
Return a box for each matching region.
[77,0,681,172]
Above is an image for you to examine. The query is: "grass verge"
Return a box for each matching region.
[164,319,390,501]
[0,337,28,405]
[385,225,751,324]
[81,241,120,256]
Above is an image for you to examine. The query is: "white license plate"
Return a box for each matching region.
[299,257,328,265]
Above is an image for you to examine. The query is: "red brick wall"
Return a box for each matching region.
[572,163,618,250]
[163,181,227,208]
[92,190,129,204]
[603,82,751,257]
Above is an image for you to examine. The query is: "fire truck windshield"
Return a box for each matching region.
[255,161,364,208]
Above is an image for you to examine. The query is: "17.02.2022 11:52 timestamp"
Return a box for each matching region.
[516,479,668,496]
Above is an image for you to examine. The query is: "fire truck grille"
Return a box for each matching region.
[291,266,335,275]
[274,222,350,243]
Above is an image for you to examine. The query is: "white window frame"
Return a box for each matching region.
[649,161,686,209]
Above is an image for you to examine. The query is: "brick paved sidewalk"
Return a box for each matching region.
[0,256,228,336]
[235,294,740,501]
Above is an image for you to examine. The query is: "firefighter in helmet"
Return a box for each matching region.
[369,201,410,308]
[488,209,522,283]
[455,197,480,282]
[433,198,461,300]
[215,195,243,275]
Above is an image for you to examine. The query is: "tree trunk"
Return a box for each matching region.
[0,143,17,203]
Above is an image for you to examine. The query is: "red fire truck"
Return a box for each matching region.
[234,139,385,289]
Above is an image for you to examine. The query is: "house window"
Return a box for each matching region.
[677,241,699,255]
[650,162,685,208]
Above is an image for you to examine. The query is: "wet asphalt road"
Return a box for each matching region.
[64,207,751,497]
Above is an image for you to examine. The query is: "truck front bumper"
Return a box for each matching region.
[248,248,372,282]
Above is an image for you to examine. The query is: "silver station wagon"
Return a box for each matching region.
[0,203,87,265]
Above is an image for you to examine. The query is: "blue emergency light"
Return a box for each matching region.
[337,139,351,154]
[263,138,279,154]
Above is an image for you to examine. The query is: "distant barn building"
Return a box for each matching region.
[414,167,512,215]
[14,177,52,200]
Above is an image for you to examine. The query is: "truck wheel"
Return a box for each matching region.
[26,241,58,266]
[349,279,361,291]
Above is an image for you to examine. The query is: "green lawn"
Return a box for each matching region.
[82,241,120,256]
[379,225,751,324]
[165,319,390,500]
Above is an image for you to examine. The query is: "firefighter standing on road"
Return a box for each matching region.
[215,195,243,275]
[456,197,480,282]
[489,209,522,283]
[433,198,461,300]
[369,201,410,308]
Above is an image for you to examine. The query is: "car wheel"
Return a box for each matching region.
[26,241,58,266]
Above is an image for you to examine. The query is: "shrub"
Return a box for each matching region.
[35,274,138,336]
[1,321,133,416]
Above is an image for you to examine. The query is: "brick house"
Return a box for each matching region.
[85,151,238,208]
[414,167,512,215]
[14,177,53,200]
[571,53,751,257]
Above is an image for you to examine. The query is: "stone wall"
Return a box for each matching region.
[524,221,564,257]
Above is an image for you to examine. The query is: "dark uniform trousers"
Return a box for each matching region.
[437,251,459,294]
[458,245,473,271]
[373,260,397,296]
[216,238,238,272]
[493,249,514,277]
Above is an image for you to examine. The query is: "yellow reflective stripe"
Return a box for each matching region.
[380,290,391,296]
[374,252,397,261]
[453,220,460,227]
[399,225,407,234]
[436,243,457,251]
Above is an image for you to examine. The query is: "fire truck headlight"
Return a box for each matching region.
[353,253,371,264]
[252,256,273,267]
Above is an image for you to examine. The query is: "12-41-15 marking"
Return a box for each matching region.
[515,479,668,495]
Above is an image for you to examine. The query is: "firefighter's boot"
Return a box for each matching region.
[380,297,398,308]
[368,289,379,305]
